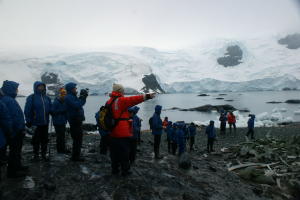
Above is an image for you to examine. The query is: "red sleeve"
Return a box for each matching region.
[119,95,144,111]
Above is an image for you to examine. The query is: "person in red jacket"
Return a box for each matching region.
[227,111,236,134]
[107,83,155,176]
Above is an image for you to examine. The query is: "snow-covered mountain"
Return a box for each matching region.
[0,34,300,95]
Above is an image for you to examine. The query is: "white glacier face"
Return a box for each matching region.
[0,35,300,95]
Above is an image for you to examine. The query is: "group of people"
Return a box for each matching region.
[219,111,256,139]
[0,80,89,178]
[0,79,257,179]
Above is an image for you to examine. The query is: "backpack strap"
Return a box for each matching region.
[109,97,130,122]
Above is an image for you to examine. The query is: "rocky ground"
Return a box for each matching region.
[0,123,299,200]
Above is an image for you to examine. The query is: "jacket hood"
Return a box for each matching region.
[209,120,215,126]
[128,106,140,114]
[168,121,172,125]
[34,81,46,94]
[250,115,256,119]
[2,80,19,98]
[155,105,162,114]
[65,82,77,93]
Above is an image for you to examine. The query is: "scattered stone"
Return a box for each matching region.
[278,33,300,49]
[225,100,234,102]
[216,98,224,100]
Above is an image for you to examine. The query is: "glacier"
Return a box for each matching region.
[0,35,300,95]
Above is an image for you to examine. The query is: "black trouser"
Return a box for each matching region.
[207,138,214,153]
[32,125,49,157]
[220,122,226,135]
[109,137,131,174]
[54,125,66,153]
[229,123,236,133]
[0,145,8,163]
[100,135,110,155]
[167,138,171,153]
[8,131,25,173]
[246,128,255,139]
[172,142,177,155]
[153,135,161,158]
[129,138,137,164]
[190,136,195,151]
[70,122,83,159]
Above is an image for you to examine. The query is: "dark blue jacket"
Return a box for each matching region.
[177,123,186,154]
[51,97,67,126]
[0,100,12,148]
[248,115,255,129]
[151,105,163,135]
[171,124,178,143]
[129,106,141,139]
[166,121,173,140]
[219,114,227,123]
[64,82,86,124]
[189,124,197,137]
[24,81,52,126]
[205,124,216,139]
[0,81,25,136]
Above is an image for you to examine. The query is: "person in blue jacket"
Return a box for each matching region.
[171,123,178,155]
[151,105,163,159]
[128,106,141,164]
[246,114,255,139]
[64,82,88,161]
[205,120,216,153]
[219,111,227,135]
[188,122,197,151]
[1,81,28,177]
[166,121,173,153]
[52,88,68,153]
[24,81,52,161]
[177,122,186,156]
[0,99,12,179]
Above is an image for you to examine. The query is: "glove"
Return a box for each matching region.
[26,122,32,128]
[145,93,156,100]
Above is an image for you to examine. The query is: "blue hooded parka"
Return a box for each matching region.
[0,81,25,136]
[151,105,163,135]
[24,81,52,126]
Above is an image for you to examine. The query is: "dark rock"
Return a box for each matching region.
[82,123,98,132]
[238,109,250,112]
[197,94,209,97]
[282,87,297,91]
[217,45,243,67]
[216,98,224,100]
[278,33,300,49]
[41,72,64,96]
[225,100,234,102]
[285,99,300,104]
[178,153,191,169]
[183,104,237,112]
[266,101,282,104]
[219,94,227,96]
[141,74,165,93]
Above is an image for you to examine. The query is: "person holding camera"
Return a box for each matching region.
[64,82,88,162]
[24,81,52,161]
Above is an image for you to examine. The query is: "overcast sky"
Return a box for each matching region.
[0,0,299,49]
